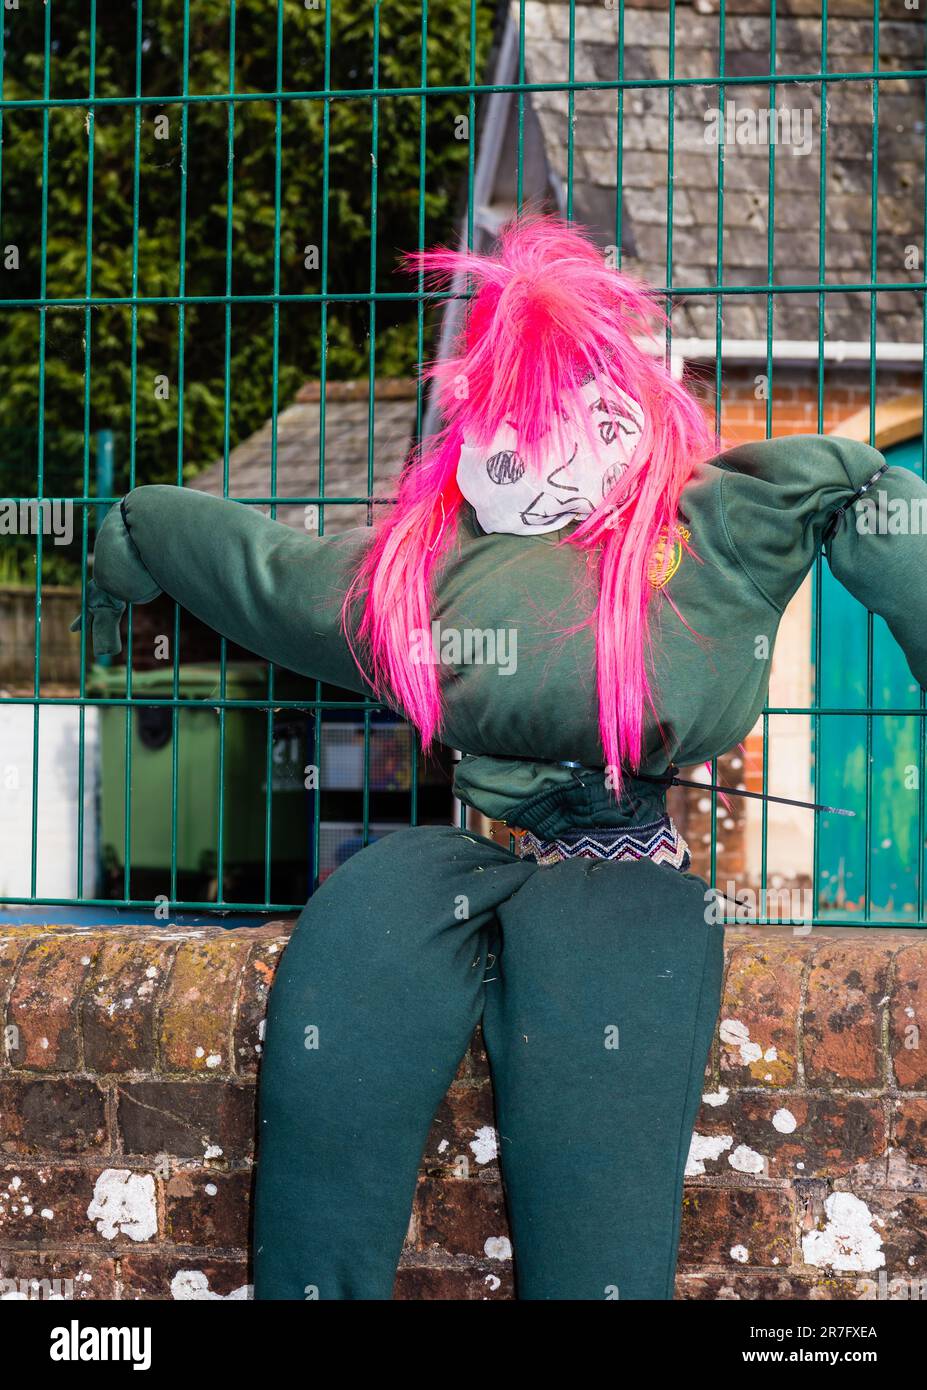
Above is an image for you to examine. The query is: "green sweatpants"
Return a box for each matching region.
[253,826,725,1301]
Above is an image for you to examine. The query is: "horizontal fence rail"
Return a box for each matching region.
[0,0,925,925]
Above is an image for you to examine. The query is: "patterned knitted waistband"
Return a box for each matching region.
[518,816,691,872]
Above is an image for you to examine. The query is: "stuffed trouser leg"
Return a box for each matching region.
[252,826,536,1300]
[482,855,724,1300]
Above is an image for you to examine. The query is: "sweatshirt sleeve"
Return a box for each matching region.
[718,432,927,688]
[77,484,375,695]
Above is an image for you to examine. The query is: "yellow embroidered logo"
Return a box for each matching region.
[649,525,690,589]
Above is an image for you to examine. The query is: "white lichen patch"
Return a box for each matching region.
[702,1086,730,1107]
[469,1126,498,1166]
[685,1133,734,1176]
[719,1018,763,1066]
[728,1144,766,1176]
[801,1192,885,1273]
[773,1108,798,1134]
[86,1169,157,1242]
[484,1236,512,1261]
[170,1270,251,1300]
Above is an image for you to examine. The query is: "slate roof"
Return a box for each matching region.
[190,381,419,533]
[496,0,925,343]
[193,2,925,523]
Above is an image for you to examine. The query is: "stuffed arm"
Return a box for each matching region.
[826,458,927,688]
[72,485,374,694]
[718,432,927,688]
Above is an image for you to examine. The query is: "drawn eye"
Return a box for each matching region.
[602,460,628,498]
[486,450,526,485]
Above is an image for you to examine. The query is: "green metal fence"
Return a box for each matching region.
[0,1,925,924]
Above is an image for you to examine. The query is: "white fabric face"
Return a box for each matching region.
[456,378,645,536]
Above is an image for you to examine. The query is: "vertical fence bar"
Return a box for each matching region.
[919,33,927,924]
[714,4,730,907]
[811,0,829,925]
[127,1,150,907]
[263,0,286,906]
[309,0,334,896]
[863,3,881,924]
[614,0,625,267]
[214,0,238,904]
[30,0,53,899]
[565,0,575,220]
[760,1,777,914]
[76,0,98,900]
[516,1,525,210]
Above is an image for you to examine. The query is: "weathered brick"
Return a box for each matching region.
[7,938,99,1071]
[410,1176,510,1260]
[159,938,250,1075]
[803,943,891,1087]
[233,937,287,1077]
[718,939,809,1086]
[119,1253,251,1301]
[394,1262,514,1300]
[800,1191,927,1277]
[0,1163,159,1247]
[0,913,922,1302]
[0,1078,107,1157]
[691,1092,886,1180]
[892,1098,927,1167]
[163,1166,251,1248]
[81,938,175,1073]
[0,1247,117,1300]
[679,1186,794,1269]
[421,1082,498,1175]
[0,937,26,1067]
[676,1270,867,1300]
[890,942,927,1090]
[116,1080,255,1160]
[872,1195,927,1273]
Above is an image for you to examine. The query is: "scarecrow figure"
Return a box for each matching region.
[77,218,925,1299]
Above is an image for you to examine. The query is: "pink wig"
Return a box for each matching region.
[344,214,719,797]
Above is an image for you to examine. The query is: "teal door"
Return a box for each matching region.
[815,436,925,923]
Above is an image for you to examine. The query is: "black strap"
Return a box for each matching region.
[822,461,890,543]
[556,760,855,816]
[632,765,855,817]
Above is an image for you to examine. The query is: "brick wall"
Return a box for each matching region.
[1,920,925,1301]
[697,363,923,445]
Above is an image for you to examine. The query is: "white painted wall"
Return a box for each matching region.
[745,574,815,885]
[0,704,99,900]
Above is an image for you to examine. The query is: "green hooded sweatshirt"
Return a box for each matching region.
[78,433,924,833]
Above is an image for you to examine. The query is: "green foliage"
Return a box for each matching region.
[0,0,495,580]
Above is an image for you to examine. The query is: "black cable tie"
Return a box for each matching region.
[822,461,890,544]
